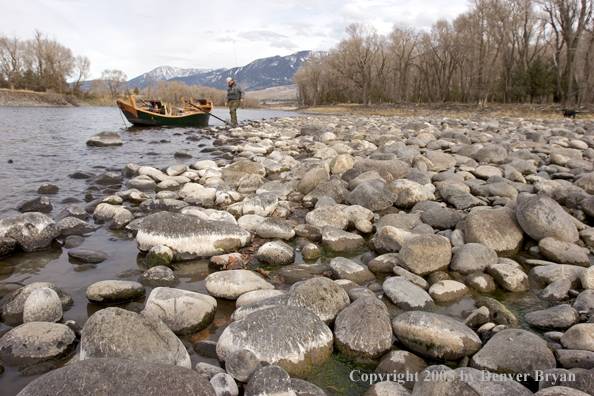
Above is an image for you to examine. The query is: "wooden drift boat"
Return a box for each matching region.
[117,95,213,127]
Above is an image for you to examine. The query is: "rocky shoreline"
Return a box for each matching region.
[1,113,594,395]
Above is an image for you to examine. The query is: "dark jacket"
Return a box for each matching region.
[227,81,244,101]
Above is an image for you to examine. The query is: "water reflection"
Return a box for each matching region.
[0,246,62,280]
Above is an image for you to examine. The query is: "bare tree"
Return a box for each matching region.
[540,0,593,105]
[328,23,380,105]
[388,25,421,103]
[101,69,127,100]
[0,34,24,90]
[72,55,91,97]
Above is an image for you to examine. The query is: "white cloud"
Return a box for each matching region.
[0,0,469,79]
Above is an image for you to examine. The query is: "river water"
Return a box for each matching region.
[0,107,548,395]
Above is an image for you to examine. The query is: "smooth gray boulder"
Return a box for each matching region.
[365,381,411,396]
[347,180,396,211]
[0,322,77,369]
[561,324,594,352]
[86,131,123,146]
[143,287,217,335]
[136,212,252,260]
[205,270,274,300]
[210,373,239,396]
[353,158,409,183]
[487,264,529,292]
[525,304,579,330]
[16,358,216,396]
[411,366,533,396]
[329,257,375,284]
[428,280,468,302]
[255,240,295,265]
[225,349,262,383]
[1,282,73,326]
[375,350,427,390]
[85,280,145,305]
[67,248,108,263]
[0,212,59,252]
[392,312,482,360]
[305,205,349,230]
[470,329,556,379]
[516,195,579,242]
[462,207,524,254]
[256,217,295,240]
[538,237,590,266]
[56,216,95,237]
[245,365,293,396]
[398,234,452,276]
[334,296,392,359]
[450,243,498,275]
[217,306,333,376]
[383,276,434,310]
[286,277,350,325]
[22,287,62,323]
[138,265,180,288]
[242,192,278,217]
[80,307,191,368]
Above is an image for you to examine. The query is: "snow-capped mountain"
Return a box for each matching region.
[127,51,324,92]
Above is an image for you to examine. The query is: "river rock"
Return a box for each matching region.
[475,297,518,327]
[525,305,579,330]
[383,277,434,310]
[286,277,350,325]
[297,167,330,194]
[375,350,427,390]
[16,358,216,396]
[462,207,524,254]
[255,240,295,265]
[334,296,392,359]
[534,386,592,396]
[145,245,173,268]
[242,192,278,217]
[538,237,590,266]
[487,264,529,292]
[573,290,594,315]
[291,378,327,396]
[466,272,497,293]
[93,203,133,228]
[216,306,333,376]
[255,217,295,240]
[143,287,217,335]
[428,280,468,302]
[556,350,594,370]
[80,307,191,368]
[0,322,77,369]
[136,212,252,260]
[18,196,53,213]
[1,282,73,326]
[397,234,452,276]
[368,253,399,273]
[352,158,409,183]
[450,243,498,274]
[470,329,556,379]
[67,248,108,263]
[305,205,349,230]
[347,179,396,212]
[329,257,375,284]
[245,365,293,396]
[420,207,464,230]
[392,311,482,360]
[364,382,411,396]
[561,324,594,352]
[322,226,365,252]
[56,216,95,237]
[138,265,180,288]
[236,290,285,308]
[0,212,59,252]
[529,264,585,288]
[210,373,239,395]
[224,349,261,382]
[85,280,145,305]
[278,263,332,284]
[516,195,579,242]
[86,131,123,146]
[22,287,62,323]
[370,226,416,254]
[205,270,274,300]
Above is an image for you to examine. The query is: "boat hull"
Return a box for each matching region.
[117,101,210,127]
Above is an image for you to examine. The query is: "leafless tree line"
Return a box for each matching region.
[0,30,91,97]
[294,0,593,108]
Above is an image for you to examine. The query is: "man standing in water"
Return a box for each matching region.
[224,77,244,127]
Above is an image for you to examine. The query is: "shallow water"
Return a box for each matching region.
[0,107,555,396]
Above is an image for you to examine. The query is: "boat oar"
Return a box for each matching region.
[184,100,228,124]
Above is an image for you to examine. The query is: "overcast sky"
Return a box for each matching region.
[1,0,469,80]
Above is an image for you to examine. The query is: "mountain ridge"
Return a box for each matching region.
[127,50,322,92]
